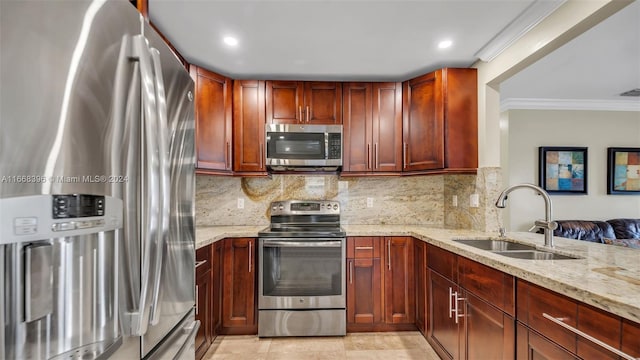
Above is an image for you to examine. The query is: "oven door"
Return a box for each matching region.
[259,238,346,309]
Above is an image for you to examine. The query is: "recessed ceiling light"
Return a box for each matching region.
[223,36,238,46]
[438,40,453,49]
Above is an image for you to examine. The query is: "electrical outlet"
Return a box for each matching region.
[366,197,374,208]
[237,198,244,209]
[452,195,458,207]
[470,194,480,208]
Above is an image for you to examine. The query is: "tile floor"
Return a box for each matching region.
[203,331,441,360]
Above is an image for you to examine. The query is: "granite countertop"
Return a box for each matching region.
[195,224,640,324]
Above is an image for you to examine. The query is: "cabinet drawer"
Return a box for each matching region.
[196,245,212,277]
[517,280,578,353]
[427,244,457,281]
[347,237,381,258]
[622,319,640,357]
[458,257,514,316]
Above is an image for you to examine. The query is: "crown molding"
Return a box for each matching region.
[474,0,567,62]
[500,98,640,112]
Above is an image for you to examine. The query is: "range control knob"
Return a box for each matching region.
[272,206,277,211]
[333,204,338,210]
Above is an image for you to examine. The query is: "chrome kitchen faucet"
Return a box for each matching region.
[495,183,558,248]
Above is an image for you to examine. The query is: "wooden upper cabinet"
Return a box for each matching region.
[343,82,402,173]
[266,81,342,124]
[233,80,267,173]
[304,82,342,124]
[402,68,477,173]
[191,66,232,173]
[265,81,303,124]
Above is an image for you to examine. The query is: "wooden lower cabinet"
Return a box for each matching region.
[414,240,427,335]
[517,279,640,360]
[428,270,460,360]
[346,237,415,332]
[195,246,212,360]
[427,245,515,360]
[347,257,382,327]
[221,238,257,335]
[211,241,224,338]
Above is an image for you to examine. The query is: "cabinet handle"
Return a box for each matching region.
[542,313,638,360]
[367,144,371,169]
[355,246,373,250]
[349,260,353,284]
[299,106,303,123]
[195,285,199,315]
[227,142,231,169]
[387,239,391,271]
[454,291,466,324]
[448,287,454,319]
[259,144,263,169]
[374,143,379,169]
[195,260,207,268]
[403,143,408,169]
[248,241,252,273]
[306,106,310,123]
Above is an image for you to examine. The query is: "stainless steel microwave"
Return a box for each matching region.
[265,124,342,170]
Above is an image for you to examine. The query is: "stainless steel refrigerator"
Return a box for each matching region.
[0,0,197,359]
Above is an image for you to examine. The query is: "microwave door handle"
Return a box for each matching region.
[325,132,329,160]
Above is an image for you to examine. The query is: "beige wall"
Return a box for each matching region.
[505,109,640,231]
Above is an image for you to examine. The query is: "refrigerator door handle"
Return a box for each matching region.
[149,47,171,326]
[124,34,162,337]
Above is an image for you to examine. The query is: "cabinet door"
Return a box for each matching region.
[222,238,257,334]
[372,82,402,172]
[428,270,459,360]
[346,258,382,326]
[195,270,211,360]
[442,68,477,170]
[342,83,372,172]
[402,71,444,171]
[383,237,414,324]
[304,82,342,124]
[266,81,303,124]
[195,246,212,360]
[517,323,580,360]
[463,291,515,360]
[233,80,266,173]
[212,241,224,337]
[193,66,232,172]
[414,240,427,335]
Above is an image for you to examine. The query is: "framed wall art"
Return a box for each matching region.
[539,146,587,194]
[607,147,640,194]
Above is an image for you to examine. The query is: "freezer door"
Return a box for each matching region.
[145,310,200,360]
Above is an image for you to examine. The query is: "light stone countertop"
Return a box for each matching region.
[195,224,640,324]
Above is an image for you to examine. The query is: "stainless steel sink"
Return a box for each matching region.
[453,239,536,251]
[494,250,580,260]
[453,238,581,260]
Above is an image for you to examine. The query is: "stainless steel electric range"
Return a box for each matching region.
[258,200,346,337]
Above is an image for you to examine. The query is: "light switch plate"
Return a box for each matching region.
[237,198,244,209]
[366,198,374,208]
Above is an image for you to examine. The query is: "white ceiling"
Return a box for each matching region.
[500,0,640,104]
[149,0,640,103]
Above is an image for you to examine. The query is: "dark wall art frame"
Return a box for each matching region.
[607,147,640,195]
[538,146,588,194]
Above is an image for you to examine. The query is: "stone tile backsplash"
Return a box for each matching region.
[196,168,501,231]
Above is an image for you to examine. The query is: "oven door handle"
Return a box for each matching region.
[262,240,343,248]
